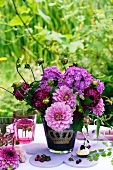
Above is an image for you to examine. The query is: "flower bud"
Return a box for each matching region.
[61,57,68,65]
[78,108,83,113]
[79,94,85,100]
[37,58,44,65]
[83,116,92,126]
[12,82,22,88]
[105,99,112,105]
[42,98,50,105]
[91,81,98,86]
[48,79,54,86]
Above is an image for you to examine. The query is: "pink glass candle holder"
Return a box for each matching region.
[13,109,37,144]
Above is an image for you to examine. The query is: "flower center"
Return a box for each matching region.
[89,95,94,100]
[64,94,69,100]
[7,150,14,157]
[54,113,63,121]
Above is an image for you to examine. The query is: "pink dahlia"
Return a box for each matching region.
[0,146,19,169]
[14,146,26,163]
[53,85,77,108]
[45,102,73,131]
[13,82,29,101]
[92,98,105,116]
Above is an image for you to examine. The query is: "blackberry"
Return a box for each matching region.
[80,145,85,150]
[76,160,80,164]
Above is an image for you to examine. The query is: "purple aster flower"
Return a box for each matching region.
[32,86,51,110]
[92,78,104,94]
[60,65,92,93]
[40,66,62,87]
[13,82,29,101]
[45,102,73,131]
[92,98,105,116]
[84,87,100,107]
[53,85,77,108]
[0,146,19,169]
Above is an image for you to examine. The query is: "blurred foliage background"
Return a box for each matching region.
[0,0,113,125]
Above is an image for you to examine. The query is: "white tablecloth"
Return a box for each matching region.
[17,124,113,170]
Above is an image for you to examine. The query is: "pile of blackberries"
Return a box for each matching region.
[34,154,51,162]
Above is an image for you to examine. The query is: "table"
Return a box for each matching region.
[17,124,113,170]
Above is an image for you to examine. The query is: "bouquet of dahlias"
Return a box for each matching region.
[1,58,112,136]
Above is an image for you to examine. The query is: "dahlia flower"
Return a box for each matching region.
[92,98,105,116]
[13,82,29,101]
[84,87,100,107]
[53,85,77,108]
[0,146,19,170]
[45,102,73,131]
[32,86,51,110]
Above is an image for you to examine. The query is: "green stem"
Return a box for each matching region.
[0,87,13,95]
[41,64,44,74]
[16,59,27,83]
[30,66,35,81]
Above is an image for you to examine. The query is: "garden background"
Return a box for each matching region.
[0,0,113,125]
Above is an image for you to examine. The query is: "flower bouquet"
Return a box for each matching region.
[0,58,112,153]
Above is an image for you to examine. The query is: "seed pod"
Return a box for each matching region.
[37,58,44,65]
[61,57,68,65]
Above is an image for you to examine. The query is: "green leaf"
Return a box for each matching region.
[45,31,65,43]
[96,118,100,138]
[87,156,93,161]
[89,150,97,154]
[111,158,113,165]
[101,152,106,157]
[107,148,112,151]
[102,142,108,147]
[68,40,84,53]
[91,40,104,52]
[107,151,112,156]
[38,9,51,23]
[71,118,83,132]
[110,142,113,145]
[84,108,90,116]
[0,0,5,7]
[98,149,105,152]
[8,15,32,26]
[84,97,92,104]
[95,153,100,157]
[18,6,31,14]
[93,155,100,161]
